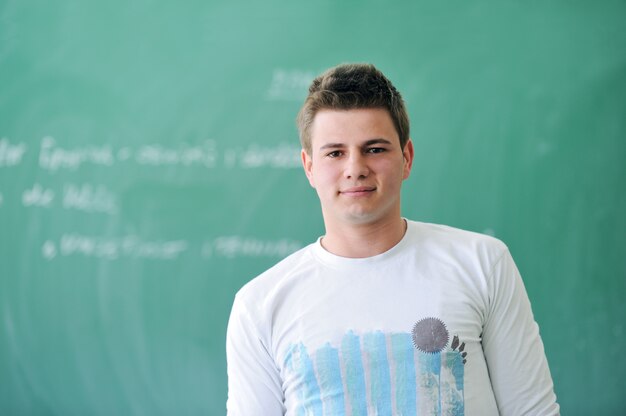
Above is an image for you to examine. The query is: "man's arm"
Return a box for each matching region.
[226,295,284,415]
[482,249,560,415]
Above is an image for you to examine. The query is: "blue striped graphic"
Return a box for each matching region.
[391,333,417,415]
[443,352,465,414]
[315,343,345,414]
[341,331,367,416]
[419,352,442,415]
[363,331,392,415]
[284,343,323,416]
[283,330,465,415]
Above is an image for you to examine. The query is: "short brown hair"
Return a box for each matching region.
[297,63,410,155]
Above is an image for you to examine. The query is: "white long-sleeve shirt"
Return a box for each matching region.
[226,221,559,415]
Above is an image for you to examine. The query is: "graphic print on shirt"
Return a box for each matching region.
[283,317,466,415]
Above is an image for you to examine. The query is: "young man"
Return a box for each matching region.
[226,64,559,415]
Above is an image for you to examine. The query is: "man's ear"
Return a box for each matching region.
[402,139,414,180]
[301,149,315,188]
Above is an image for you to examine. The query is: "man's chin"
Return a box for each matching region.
[341,210,382,226]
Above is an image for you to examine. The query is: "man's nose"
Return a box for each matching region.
[345,152,369,179]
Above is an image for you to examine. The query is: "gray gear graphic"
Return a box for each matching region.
[412,317,449,353]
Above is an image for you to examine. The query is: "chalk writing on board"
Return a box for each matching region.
[134,141,218,167]
[223,144,300,168]
[20,182,118,214]
[22,183,55,207]
[202,236,303,259]
[41,240,57,259]
[40,234,302,261]
[33,136,300,170]
[42,234,189,260]
[238,143,301,169]
[40,136,114,171]
[0,138,27,167]
[267,69,315,101]
[63,183,118,214]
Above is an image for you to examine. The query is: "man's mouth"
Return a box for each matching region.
[339,186,376,196]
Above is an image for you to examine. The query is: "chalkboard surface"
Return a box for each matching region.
[1,1,625,414]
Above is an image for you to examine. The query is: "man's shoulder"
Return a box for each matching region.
[407,220,508,257]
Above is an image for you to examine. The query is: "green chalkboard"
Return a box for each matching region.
[1,1,625,414]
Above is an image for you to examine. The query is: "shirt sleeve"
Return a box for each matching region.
[226,293,285,415]
[481,248,560,415]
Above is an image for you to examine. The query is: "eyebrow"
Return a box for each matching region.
[318,138,393,151]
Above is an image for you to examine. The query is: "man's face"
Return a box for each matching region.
[301,108,413,228]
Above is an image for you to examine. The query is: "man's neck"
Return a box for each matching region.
[320,216,407,258]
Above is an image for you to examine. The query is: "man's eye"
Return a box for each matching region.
[367,147,386,154]
[327,151,342,158]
